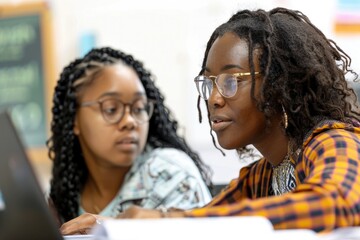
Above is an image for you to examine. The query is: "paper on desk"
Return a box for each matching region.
[318,227,360,240]
[273,229,319,240]
[91,216,272,240]
[91,216,318,240]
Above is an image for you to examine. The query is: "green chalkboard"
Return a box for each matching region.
[0,14,46,147]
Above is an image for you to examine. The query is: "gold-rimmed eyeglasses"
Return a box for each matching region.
[79,98,154,124]
[194,72,259,100]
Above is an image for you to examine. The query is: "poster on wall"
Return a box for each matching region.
[334,0,360,33]
[0,3,55,148]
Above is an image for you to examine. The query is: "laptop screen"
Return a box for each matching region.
[0,110,63,239]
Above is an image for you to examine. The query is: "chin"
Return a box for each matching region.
[112,160,134,168]
[113,154,136,167]
[218,141,239,150]
[217,136,245,150]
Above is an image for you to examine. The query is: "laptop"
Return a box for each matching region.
[0,110,63,239]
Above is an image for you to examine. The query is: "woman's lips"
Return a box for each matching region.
[115,137,138,152]
[211,117,232,132]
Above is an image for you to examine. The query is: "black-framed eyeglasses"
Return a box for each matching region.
[194,72,260,100]
[79,98,154,124]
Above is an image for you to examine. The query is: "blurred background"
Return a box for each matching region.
[0,0,359,190]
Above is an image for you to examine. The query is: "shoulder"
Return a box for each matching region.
[136,148,212,206]
[214,158,270,198]
[302,121,360,164]
[132,147,208,189]
[304,122,360,151]
[303,120,360,148]
[144,148,201,176]
[243,157,270,174]
[240,157,272,184]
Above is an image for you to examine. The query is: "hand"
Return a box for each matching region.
[60,213,110,235]
[117,206,186,219]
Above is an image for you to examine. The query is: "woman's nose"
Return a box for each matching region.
[208,85,225,109]
[118,106,137,130]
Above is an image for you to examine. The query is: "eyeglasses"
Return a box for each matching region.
[194,72,259,100]
[79,98,154,124]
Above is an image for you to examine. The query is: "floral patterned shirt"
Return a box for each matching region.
[79,147,212,217]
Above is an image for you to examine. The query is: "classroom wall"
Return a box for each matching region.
[1,0,359,188]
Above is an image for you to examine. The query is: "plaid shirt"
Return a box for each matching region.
[186,121,360,233]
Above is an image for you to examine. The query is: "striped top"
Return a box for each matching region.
[185,121,360,233]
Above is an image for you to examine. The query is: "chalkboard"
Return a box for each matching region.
[0,3,54,149]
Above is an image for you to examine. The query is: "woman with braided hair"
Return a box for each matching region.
[98,7,360,233]
[48,47,212,234]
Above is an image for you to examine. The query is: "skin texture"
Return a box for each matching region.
[74,64,149,170]
[205,33,288,166]
[205,33,266,150]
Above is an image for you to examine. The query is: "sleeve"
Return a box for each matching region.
[185,129,360,232]
[141,149,212,210]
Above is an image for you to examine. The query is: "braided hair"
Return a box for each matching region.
[47,47,213,222]
[198,7,360,156]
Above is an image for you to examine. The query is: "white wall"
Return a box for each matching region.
[1,0,359,185]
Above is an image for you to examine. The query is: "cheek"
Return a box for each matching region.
[78,116,105,139]
[233,81,264,130]
[80,123,111,152]
[138,124,149,152]
[233,104,265,142]
[217,99,265,149]
[75,113,110,148]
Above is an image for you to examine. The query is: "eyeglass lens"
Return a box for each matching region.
[100,98,153,124]
[196,74,238,100]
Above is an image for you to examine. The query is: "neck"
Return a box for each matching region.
[254,118,289,166]
[82,166,131,214]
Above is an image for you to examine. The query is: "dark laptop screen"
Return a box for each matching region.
[0,110,62,240]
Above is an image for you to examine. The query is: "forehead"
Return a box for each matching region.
[101,63,144,92]
[102,63,141,82]
[205,32,251,73]
[78,63,146,100]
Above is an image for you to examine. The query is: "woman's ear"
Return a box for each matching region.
[73,115,80,135]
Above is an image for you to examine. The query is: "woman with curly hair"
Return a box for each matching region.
[102,7,360,233]
[48,47,212,232]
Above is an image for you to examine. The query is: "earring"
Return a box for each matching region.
[282,105,288,129]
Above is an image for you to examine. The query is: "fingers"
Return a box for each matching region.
[60,213,104,235]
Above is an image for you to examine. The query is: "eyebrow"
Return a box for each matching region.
[203,64,245,73]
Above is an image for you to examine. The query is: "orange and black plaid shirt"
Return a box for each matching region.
[186,121,360,232]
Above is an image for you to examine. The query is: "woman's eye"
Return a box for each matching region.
[103,106,118,115]
[235,76,246,82]
[132,107,145,115]
[102,100,120,115]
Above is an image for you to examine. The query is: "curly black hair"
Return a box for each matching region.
[197,7,360,156]
[47,47,213,222]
